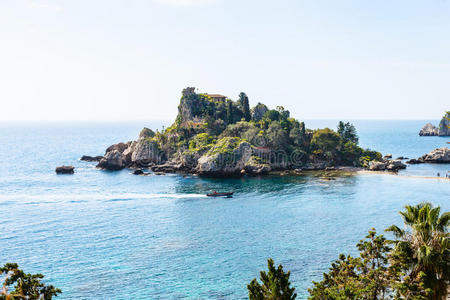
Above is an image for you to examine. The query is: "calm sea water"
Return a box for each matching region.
[0,120,449,299]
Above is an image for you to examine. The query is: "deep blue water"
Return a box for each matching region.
[0,120,449,299]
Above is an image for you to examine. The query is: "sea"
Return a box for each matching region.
[0,120,449,299]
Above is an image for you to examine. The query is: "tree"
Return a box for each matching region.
[248,258,297,300]
[337,121,359,145]
[267,121,289,149]
[308,229,391,300]
[226,100,234,124]
[1,263,61,300]
[239,92,251,122]
[310,128,341,156]
[386,203,450,300]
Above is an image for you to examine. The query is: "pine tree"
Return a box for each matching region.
[248,258,297,300]
[226,100,233,124]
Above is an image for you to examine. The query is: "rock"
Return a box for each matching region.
[132,169,144,175]
[132,138,165,167]
[96,150,126,170]
[122,141,136,166]
[419,123,439,136]
[139,127,155,139]
[406,158,424,164]
[395,156,407,160]
[419,147,450,163]
[386,160,407,171]
[244,156,271,175]
[196,137,252,176]
[55,166,74,174]
[368,161,386,171]
[438,112,450,136]
[383,154,392,159]
[80,155,103,162]
[105,142,129,154]
[151,164,177,173]
[304,162,329,170]
[418,113,450,136]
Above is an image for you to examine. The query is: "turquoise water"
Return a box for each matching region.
[0,120,449,299]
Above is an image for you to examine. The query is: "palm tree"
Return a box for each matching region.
[386,202,450,300]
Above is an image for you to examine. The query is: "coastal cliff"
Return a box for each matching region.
[92,87,385,176]
[419,112,450,136]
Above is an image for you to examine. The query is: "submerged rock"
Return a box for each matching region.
[406,158,424,164]
[55,166,74,174]
[80,155,103,162]
[132,169,144,175]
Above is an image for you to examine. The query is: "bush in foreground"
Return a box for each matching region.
[0,263,61,300]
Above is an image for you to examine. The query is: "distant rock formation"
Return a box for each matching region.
[419,123,439,136]
[419,112,450,136]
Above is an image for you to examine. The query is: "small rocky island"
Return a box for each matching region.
[84,87,401,177]
[419,112,450,136]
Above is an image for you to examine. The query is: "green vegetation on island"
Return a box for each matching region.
[95,87,384,175]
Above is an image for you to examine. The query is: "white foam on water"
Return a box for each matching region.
[0,192,207,204]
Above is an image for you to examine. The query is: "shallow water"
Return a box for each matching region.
[0,120,449,299]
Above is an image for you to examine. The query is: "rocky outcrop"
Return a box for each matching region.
[244,156,271,175]
[132,138,165,167]
[55,166,74,174]
[419,147,450,163]
[80,155,103,162]
[419,112,450,136]
[96,150,127,170]
[105,142,129,154]
[406,147,450,164]
[196,137,252,176]
[419,123,439,136]
[368,161,386,171]
[368,160,406,171]
[438,112,450,136]
[386,160,407,171]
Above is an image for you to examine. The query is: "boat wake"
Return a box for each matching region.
[0,192,207,205]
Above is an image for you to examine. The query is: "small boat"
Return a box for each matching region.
[206,191,234,197]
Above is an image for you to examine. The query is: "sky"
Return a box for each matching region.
[0,0,449,121]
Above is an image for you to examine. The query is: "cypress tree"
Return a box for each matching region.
[239,92,251,121]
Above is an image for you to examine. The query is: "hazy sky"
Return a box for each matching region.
[1,0,449,121]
